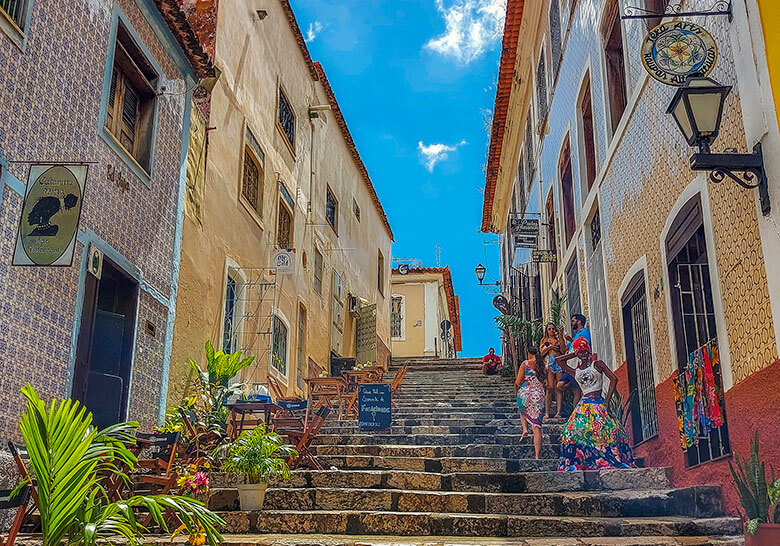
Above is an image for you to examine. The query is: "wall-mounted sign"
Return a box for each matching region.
[532,249,558,263]
[510,217,540,237]
[87,244,103,279]
[398,264,410,275]
[272,249,295,274]
[642,21,717,86]
[514,235,537,249]
[13,164,88,266]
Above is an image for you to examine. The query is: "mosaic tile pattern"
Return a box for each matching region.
[0,0,189,440]
[528,0,776,384]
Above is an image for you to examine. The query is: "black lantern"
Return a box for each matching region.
[667,75,731,153]
[667,74,771,215]
[474,264,486,284]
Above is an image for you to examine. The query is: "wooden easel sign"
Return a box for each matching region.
[358,383,391,431]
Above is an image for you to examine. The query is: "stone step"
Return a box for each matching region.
[315,434,563,446]
[318,426,564,438]
[148,533,745,545]
[208,486,722,518]
[311,444,562,459]
[316,455,558,472]
[214,510,741,537]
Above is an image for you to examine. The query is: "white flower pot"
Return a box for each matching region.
[236,482,268,510]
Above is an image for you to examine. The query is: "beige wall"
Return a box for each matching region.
[391,273,454,358]
[391,283,426,357]
[169,0,392,402]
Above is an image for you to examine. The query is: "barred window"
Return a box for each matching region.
[353,197,361,222]
[277,202,293,249]
[391,297,403,339]
[377,250,385,295]
[272,316,288,376]
[525,114,533,175]
[549,0,561,74]
[278,87,296,149]
[313,248,324,295]
[242,127,264,215]
[536,51,548,121]
[326,186,338,233]
[1,0,30,31]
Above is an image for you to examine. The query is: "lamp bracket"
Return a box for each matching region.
[622,0,732,21]
[690,143,771,215]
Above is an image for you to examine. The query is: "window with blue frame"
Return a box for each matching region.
[222,275,237,354]
[103,19,159,177]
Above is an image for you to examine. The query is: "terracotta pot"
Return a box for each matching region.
[745,523,780,546]
[236,482,268,510]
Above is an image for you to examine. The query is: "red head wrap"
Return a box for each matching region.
[573,336,591,353]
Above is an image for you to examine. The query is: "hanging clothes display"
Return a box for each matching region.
[671,340,725,451]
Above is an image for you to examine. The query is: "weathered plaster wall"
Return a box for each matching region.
[0,0,192,439]
[390,282,426,357]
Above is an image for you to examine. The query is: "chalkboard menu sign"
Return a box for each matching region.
[358,383,391,431]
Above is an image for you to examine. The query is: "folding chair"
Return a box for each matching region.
[127,432,181,527]
[285,407,331,470]
[0,486,30,546]
[272,399,310,433]
[6,442,37,529]
[268,376,302,402]
[389,364,409,408]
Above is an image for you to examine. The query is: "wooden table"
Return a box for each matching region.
[304,377,347,410]
[342,370,370,390]
[226,401,281,440]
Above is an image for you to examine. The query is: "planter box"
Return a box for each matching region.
[745,523,780,546]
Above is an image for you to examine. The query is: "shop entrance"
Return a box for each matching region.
[72,258,138,428]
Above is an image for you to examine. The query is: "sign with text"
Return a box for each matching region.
[532,249,558,263]
[642,21,717,86]
[13,164,87,266]
[514,235,537,249]
[358,383,391,431]
[273,249,295,274]
[510,217,540,237]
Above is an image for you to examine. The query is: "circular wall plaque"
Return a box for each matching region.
[642,21,718,86]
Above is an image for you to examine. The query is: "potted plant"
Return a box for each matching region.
[219,425,297,510]
[729,431,780,545]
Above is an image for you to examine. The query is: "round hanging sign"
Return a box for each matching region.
[642,21,718,86]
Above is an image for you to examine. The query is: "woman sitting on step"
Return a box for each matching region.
[555,337,635,471]
[514,346,546,460]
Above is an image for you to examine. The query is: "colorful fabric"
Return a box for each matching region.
[557,395,635,471]
[567,328,592,351]
[517,364,545,428]
[573,336,590,353]
[672,371,696,449]
[703,345,723,426]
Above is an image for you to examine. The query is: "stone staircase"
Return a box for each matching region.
[206,358,743,545]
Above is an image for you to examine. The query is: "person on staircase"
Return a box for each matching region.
[554,314,589,416]
[514,346,546,459]
[482,347,501,375]
[555,337,635,470]
[540,323,564,418]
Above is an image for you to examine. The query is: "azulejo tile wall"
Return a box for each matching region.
[0,0,191,440]
[531,0,776,386]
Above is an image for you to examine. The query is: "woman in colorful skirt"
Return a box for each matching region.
[555,337,635,471]
[540,323,564,418]
[515,346,546,459]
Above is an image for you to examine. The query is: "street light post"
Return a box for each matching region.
[474,263,500,287]
[667,74,770,215]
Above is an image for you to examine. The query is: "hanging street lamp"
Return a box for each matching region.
[667,74,770,215]
[474,263,500,288]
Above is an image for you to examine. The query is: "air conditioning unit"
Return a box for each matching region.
[348,294,360,315]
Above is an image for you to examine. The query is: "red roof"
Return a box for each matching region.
[156,0,214,79]
[391,266,462,352]
[481,0,526,232]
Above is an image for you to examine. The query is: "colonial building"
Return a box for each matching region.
[390,266,462,359]
[482,0,780,513]
[0,0,212,438]
[168,0,394,402]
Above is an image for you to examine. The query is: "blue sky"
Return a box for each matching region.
[292,0,506,356]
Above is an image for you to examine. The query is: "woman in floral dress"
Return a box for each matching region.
[515,346,546,460]
[555,337,635,471]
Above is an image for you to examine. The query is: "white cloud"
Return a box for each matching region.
[424,0,506,64]
[418,139,467,172]
[305,21,323,43]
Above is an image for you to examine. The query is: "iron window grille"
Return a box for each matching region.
[537,52,548,121]
[272,316,288,376]
[390,297,403,338]
[222,275,237,354]
[326,186,338,233]
[353,197,361,222]
[313,249,324,295]
[549,0,562,74]
[278,87,296,149]
[1,0,29,30]
[277,202,293,249]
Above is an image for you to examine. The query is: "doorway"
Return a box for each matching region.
[73,258,139,428]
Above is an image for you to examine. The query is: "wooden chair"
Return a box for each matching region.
[272,399,310,435]
[285,407,331,470]
[389,365,409,408]
[268,376,302,402]
[128,432,181,527]
[7,442,38,529]
[0,486,30,546]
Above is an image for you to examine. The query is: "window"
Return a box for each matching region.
[241,127,264,216]
[271,315,288,376]
[278,87,295,150]
[586,208,614,369]
[549,0,562,75]
[326,186,338,233]
[545,192,558,278]
[313,248,324,295]
[602,1,628,136]
[391,296,404,339]
[622,274,658,444]
[377,250,385,295]
[536,50,548,121]
[1,0,29,30]
[352,197,361,222]
[277,201,293,248]
[296,306,306,390]
[578,78,597,195]
[565,258,581,317]
[222,273,241,353]
[104,21,159,174]
[525,113,534,175]
[559,140,576,247]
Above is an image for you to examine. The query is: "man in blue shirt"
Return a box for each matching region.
[555,313,590,415]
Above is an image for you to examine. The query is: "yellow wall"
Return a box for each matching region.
[757,1,780,119]
[391,283,426,356]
